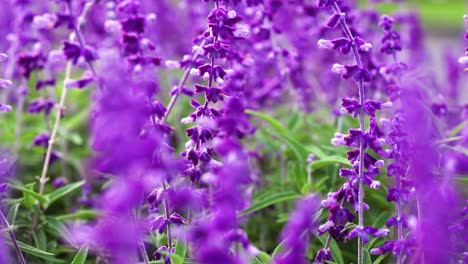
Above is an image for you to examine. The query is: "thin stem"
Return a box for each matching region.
[138,239,150,264]
[67,1,99,84]
[415,193,424,264]
[162,182,172,249]
[38,1,95,194]
[38,62,72,195]
[0,209,26,264]
[13,87,25,154]
[162,40,205,123]
[332,3,366,264]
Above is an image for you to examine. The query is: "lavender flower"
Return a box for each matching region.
[459,14,468,70]
[273,195,320,264]
[315,2,390,263]
[369,15,415,263]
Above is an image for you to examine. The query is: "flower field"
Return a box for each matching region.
[0,0,466,263]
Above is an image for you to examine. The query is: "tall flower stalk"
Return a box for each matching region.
[1,53,25,264]
[315,1,390,263]
[369,15,414,263]
[38,0,96,194]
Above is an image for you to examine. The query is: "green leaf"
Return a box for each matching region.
[310,156,350,170]
[71,244,89,264]
[372,255,386,264]
[9,183,49,206]
[45,181,85,207]
[44,217,74,245]
[311,177,329,192]
[33,229,48,251]
[257,251,272,263]
[251,257,263,264]
[287,112,301,130]
[246,110,288,134]
[171,240,187,264]
[7,203,20,225]
[7,239,63,262]
[300,182,312,195]
[305,145,328,159]
[271,240,285,258]
[363,249,372,264]
[168,252,184,264]
[449,121,467,137]
[240,191,301,216]
[55,209,99,221]
[246,110,309,162]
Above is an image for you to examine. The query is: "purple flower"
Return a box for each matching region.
[273,195,320,264]
[348,226,390,244]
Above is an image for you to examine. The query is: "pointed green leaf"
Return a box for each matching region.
[71,244,89,264]
[171,240,187,264]
[55,209,99,221]
[6,239,63,262]
[246,110,289,134]
[240,191,301,216]
[9,183,49,206]
[257,251,272,263]
[363,249,372,264]
[45,181,85,207]
[310,156,350,170]
[372,255,387,264]
[7,203,20,225]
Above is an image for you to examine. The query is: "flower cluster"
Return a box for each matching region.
[273,195,321,264]
[0,53,11,112]
[459,14,468,70]
[0,1,465,264]
[368,15,415,262]
[315,2,390,263]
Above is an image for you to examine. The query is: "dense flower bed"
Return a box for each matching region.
[0,0,466,263]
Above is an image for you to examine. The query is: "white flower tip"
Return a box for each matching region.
[146,13,157,22]
[104,20,121,33]
[381,102,393,109]
[224,69,234,76]
[247,245,260,256]
[201,172,216,184]
[32,13,57,29]
[0,79,12,88]
[141,38,150,46]
[375,160,385,168]
[234,29,250,38]
[192,45,204,55]
[0,104,12,112]
[332,63,346,75]
[133,64,142,73]
[216,76,224,85]
[189,68,200,76]
[105,1,115,9]
[202,72,210,80]
[458,56,468,64]
[165,60,180,69]
[0,53,8,62]
[331,138,345,146]
[228,10,237,19]
[370,181,381,189]
[339,107,349,114]
[64,78,74,89]
[181,116,194,124]
[360,43,373,52]
[317,39,334,49]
